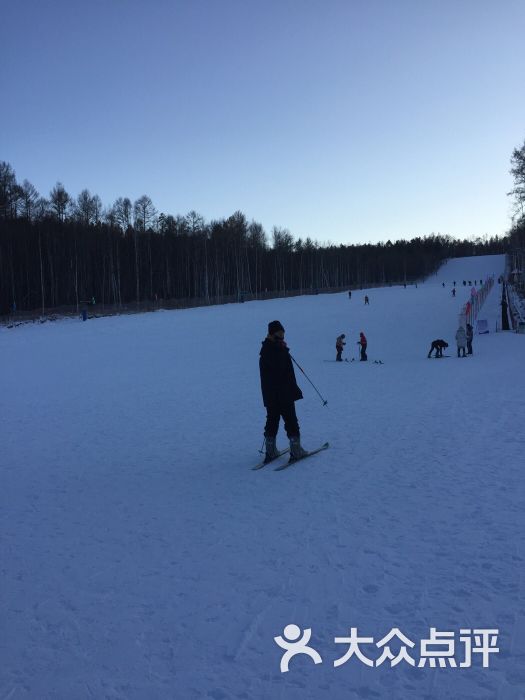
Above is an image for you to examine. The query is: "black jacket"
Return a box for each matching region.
[259,338,303,407]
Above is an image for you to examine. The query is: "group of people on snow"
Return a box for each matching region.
[446,280,483,287]
[335,332,367,362]
[259,286,375,461]
[259,276,481,462]
[427,323,474,358]
[258,312,371,463]
[457,323,474,357]
[348,290,371,304]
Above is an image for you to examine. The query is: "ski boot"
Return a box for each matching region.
[289,436,308,461]
[264,435,279,463]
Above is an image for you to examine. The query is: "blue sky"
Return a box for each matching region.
[2,0,524,244]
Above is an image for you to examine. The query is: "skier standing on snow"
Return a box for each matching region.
[364,295,370,305]
[357,332,367,361]
[336,334,346,362]
[259,321,308,462]
[455,325,467,357]
[427,339,448,358]
[466,323,474,355]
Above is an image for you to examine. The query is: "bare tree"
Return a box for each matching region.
[272,226,293,291]
[92,194,103,223]
[10,183,24,218]
[134,195,158,300]
[75,189,95,225]
[74,189,102,225]
[112,197,133,231]
[0,161,17,218]
[248,221,267,297]
[185,210,204,235]
[34,197,49,219]
[509,140,525,220]
[50,182,70,222]
[20,180,40,221]
[133,195,156,232]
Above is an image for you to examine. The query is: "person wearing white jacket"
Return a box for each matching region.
[455,326,467,357]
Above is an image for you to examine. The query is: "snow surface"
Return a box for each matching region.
[1,254,524,700]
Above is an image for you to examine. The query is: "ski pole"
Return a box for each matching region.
[290,354,328,406]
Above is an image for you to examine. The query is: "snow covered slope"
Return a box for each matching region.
[1,254,524,700]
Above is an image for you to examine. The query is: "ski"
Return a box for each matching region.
[274,442,330,471]
[252,448,290,470]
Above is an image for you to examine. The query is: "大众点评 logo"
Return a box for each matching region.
[274,626,499,673]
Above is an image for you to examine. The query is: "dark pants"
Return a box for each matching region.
[336,349,342,361]
[428,342,443,358]
[360,344,367,361]
[467,340,473,355]
[264,403,300,439]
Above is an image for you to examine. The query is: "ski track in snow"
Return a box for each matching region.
[1,254,524,700]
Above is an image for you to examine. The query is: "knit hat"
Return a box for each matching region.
[268,320,285,335]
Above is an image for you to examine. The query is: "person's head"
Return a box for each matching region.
[268,320,285,339]
[341,333,345,338]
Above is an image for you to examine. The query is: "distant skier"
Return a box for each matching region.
[452,288,456,297]
[348,290,352,299]
[466,323,474,355]
[336,334,346,362]
[357,332,367,361]
[427,339,448,358]
[259,320,308,462]
[442,282,445,287]
[455,325,467,357]
[364,295,369,305]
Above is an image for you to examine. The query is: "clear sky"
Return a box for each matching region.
[2,0,524,244]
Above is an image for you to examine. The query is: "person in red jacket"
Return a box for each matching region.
[357,332,367,361]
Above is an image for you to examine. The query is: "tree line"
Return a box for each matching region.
[0,160,509,316]
[508,139,525,250]
[506,139,525,294]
